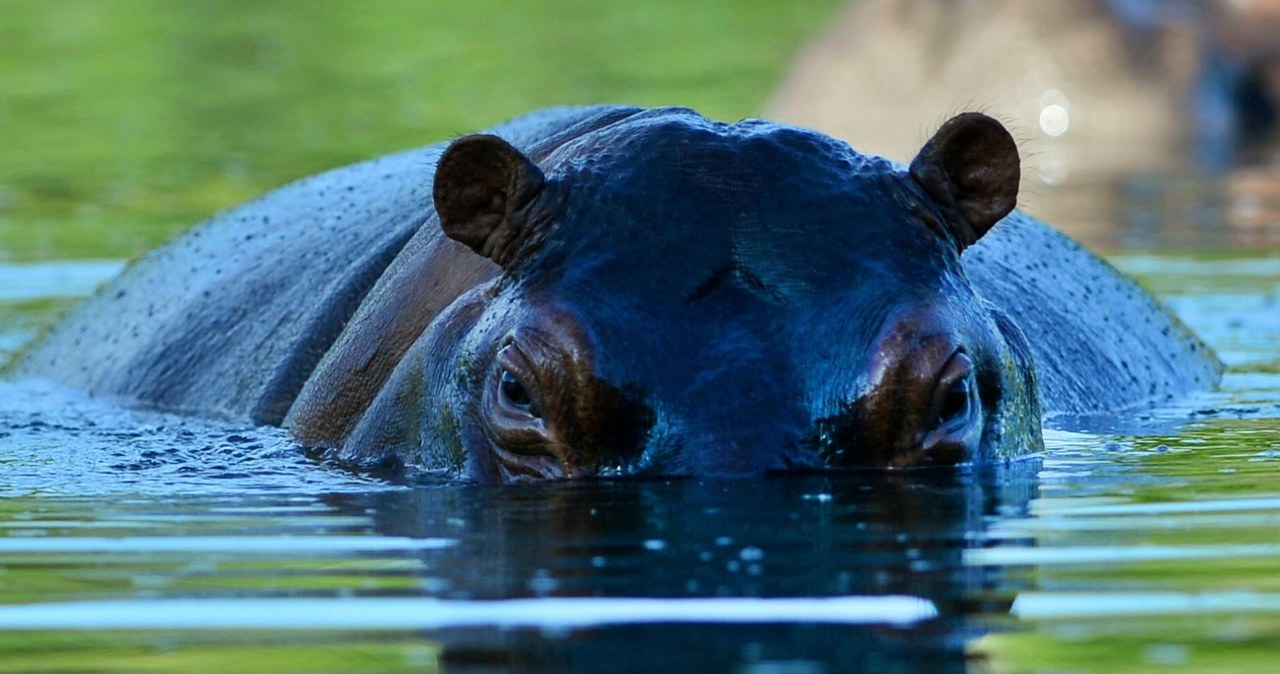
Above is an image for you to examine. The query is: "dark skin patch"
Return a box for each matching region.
[684,262,782,305]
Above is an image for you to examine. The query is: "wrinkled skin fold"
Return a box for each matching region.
[15,106,1221,483]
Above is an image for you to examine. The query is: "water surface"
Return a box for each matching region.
[1,250,1276,674]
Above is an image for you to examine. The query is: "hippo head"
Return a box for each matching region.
[407,110,1041,482]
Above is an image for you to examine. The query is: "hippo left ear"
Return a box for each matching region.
[908,113,1020,250]
[434,134,546,268]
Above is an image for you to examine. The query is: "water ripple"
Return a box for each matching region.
[0,596,938,630]
[0,535,455,554]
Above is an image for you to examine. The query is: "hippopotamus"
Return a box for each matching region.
[13,105,1220,483]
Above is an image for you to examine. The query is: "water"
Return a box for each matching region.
[0,254,1276,673]
[3,4,1280,672]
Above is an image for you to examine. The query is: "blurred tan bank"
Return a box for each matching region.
[767,0,1280,249]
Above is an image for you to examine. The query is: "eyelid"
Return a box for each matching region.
[485,343,553,462]
[499,328,564,405]
[496,344,541,414]
[500,368,536,412]
[939,377,970,423]
[934,350,975,428]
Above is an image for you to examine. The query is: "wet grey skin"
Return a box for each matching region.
[14,106,1221,484]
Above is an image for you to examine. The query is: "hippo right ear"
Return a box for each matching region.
[908,113,1019,250]
[434,134,546,268]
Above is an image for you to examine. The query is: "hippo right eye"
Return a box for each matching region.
[499,368,538,416]
[938,377,971,425]
[932,352,978,434]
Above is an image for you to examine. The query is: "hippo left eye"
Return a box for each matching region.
[938,377,971,425]
[499,368,538,416]
[933,352,977,430]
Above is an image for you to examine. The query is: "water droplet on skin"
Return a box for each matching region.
[739,546,764,562]
[909,559,935,572]
[527,571,558,595]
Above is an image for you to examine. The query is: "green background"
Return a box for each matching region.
[0,0,843,262]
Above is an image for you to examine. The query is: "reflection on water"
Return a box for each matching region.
[0,458,1035,672]
[1022,168,1280,251]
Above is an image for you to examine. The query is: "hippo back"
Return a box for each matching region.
[963,212,1220,416]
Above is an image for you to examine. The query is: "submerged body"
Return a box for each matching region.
[15,106,1220,482]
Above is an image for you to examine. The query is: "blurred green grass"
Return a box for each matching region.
[0,0,843,262]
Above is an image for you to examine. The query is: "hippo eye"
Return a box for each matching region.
[938,377,971,425]
[499,368,538,416]
[933,352,976,430]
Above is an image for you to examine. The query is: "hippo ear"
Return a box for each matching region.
[433,134,546,268]
[908,113,1019,250]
